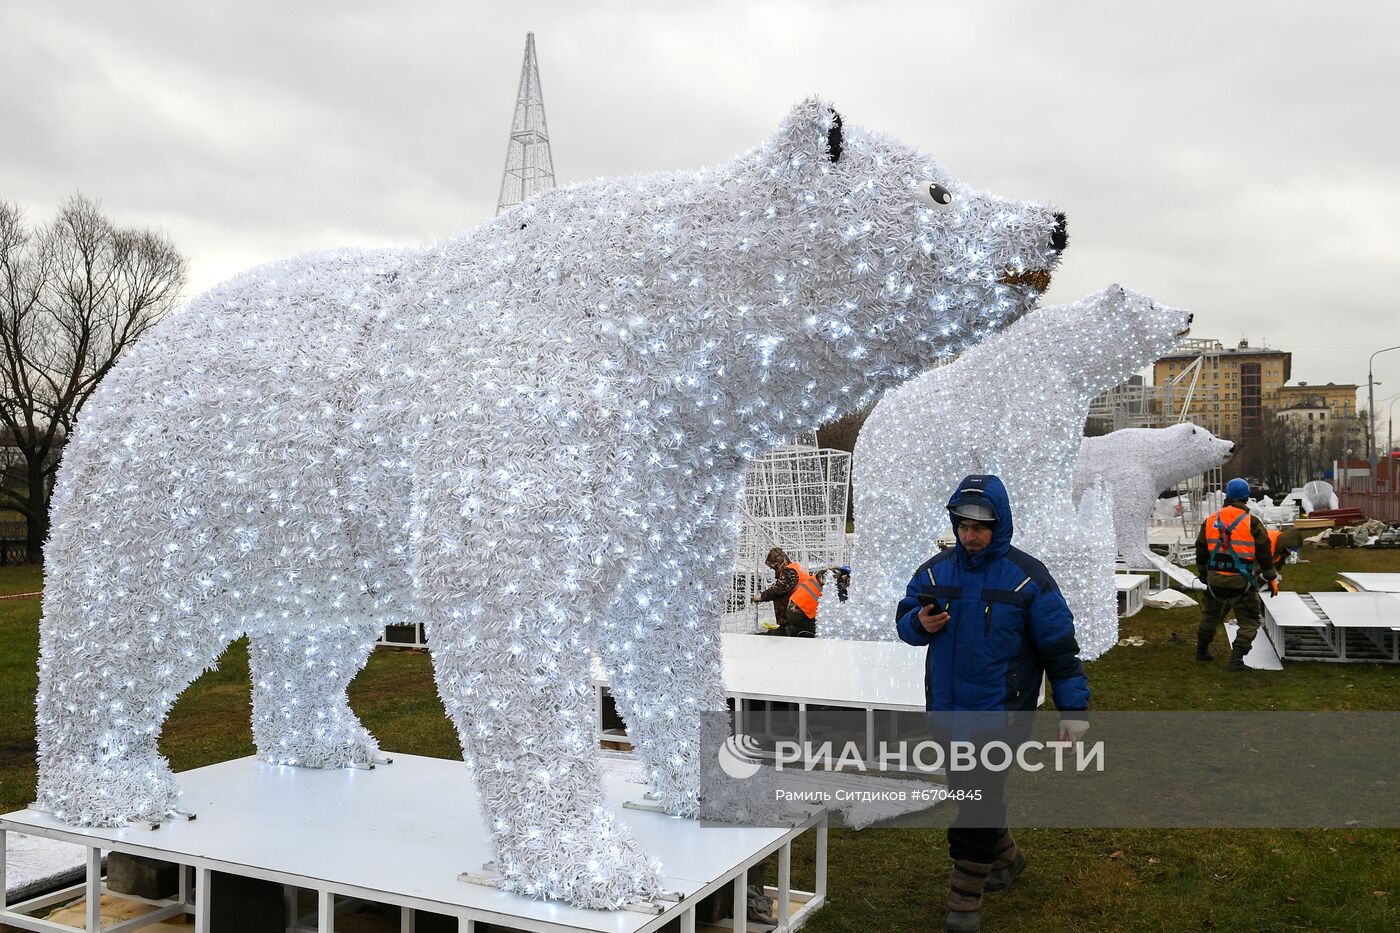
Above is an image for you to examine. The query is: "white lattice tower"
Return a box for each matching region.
[727,442,851,618]
[496,32,556,215]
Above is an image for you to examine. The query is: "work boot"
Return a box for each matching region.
[1228,643,1248,672]
[946,859,990,932]
[1195,632,1215,661]
[985,831,1026,892]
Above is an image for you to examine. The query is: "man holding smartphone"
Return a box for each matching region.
[895,474,1090,933]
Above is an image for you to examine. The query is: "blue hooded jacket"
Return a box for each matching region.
[895,474,1090,714]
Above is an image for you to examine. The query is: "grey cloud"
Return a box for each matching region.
[3,0,1398,393]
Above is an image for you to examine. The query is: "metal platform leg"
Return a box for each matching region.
[195,867,212,933]
[318,889,333,933]
[85,846,100,932]
[815,819,828,902]
[732,874,747,933]
[778,842,792,929]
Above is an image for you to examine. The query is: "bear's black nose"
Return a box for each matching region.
[1228,442,1237,453]
[1187,313,1194,325]
[1051,213,1068,253]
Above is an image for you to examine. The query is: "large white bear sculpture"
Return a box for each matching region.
[826,286,1190,660]
[1072,422,1235,568]
[35,98,1068,909]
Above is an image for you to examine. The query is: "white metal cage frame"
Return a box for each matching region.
[727,443,852,620]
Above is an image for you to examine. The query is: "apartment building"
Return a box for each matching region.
[1152,339,1292,441]
[1276,382,1363,448]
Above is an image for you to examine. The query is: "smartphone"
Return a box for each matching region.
[916,593,949,612]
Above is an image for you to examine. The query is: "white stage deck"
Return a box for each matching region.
[595,634,1044,772]
[1337,572,1400,593]
[1263,592,1400,663]
[718,634,926,711]
[1,753,826,933]
[1223,623,1284,671]
[1115,574,1149,617]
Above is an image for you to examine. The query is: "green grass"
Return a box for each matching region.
[1,547,1398,931]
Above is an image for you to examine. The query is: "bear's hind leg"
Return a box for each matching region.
[248,623,382,768]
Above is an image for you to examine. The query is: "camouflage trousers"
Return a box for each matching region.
[1198,583,1265,647]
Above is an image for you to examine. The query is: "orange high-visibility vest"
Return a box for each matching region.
[1204,505,1256,575]
[786,562,823,619]
[1267,529,1284,567]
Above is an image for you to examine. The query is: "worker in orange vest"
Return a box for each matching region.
[1194,477,1281,671]
[751,546,822,636]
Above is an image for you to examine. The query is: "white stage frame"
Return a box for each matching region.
[376,622,429,649]
[595,634,1044,769]
[1262,592,1400,663]
[1,754,827,933]
[1337,572,1400,593]
[1115,574,1150,618]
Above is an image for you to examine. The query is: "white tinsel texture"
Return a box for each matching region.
[825,286,1191,662]
[1072,423,1236,568]
[34,96,1065,909]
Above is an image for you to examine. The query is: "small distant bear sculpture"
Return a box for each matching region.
[1072,422,1236,569]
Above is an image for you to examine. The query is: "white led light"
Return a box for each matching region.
[34,97,1064,909]
[825,286,1191,661]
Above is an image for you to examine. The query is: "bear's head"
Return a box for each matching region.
[984,285,1193,395]
[1157,422,1236,482]
[724,97,1068,438]
[503,97,1067,451]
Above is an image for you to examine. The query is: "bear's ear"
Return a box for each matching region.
[826,110,843,162]
[775,97,844,167]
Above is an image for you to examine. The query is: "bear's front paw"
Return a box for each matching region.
[36,752,181,827]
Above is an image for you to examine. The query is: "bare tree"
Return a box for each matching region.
[0,195,187,561]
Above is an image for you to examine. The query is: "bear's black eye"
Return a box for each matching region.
[919,182,954,210]
[826,110,843,163]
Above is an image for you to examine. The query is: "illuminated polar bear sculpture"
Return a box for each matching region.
[1072,423,1235,568]
[35,98,1067,909]
[829,286,1190,660]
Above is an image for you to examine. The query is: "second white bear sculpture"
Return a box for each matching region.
[827,286,1190,659]
[1072,423,1236,569]
[34,98,1068,909]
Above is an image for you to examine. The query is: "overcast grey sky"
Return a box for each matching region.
[5,1,1399,421]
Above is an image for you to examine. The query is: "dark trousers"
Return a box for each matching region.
[946,753,1011,862]
[1199,581,1264,647]
[762,603,816,637]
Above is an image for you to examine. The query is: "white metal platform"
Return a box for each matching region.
[1,753,826,933]
[1223,622,1284,671]
[1262,592,1400,663]
[594,634,1044,769]
[1337,572,1400,593]
[376,622,428,649]
[1115,574,1150,617]
[595,634,930,765]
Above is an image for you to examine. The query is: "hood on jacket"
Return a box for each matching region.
[946,474,1013,568]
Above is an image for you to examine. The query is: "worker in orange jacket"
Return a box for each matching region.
[1194,478,1281,671]
[751,546,822,636]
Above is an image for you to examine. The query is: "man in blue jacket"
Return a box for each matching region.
[896,474,1090,933]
